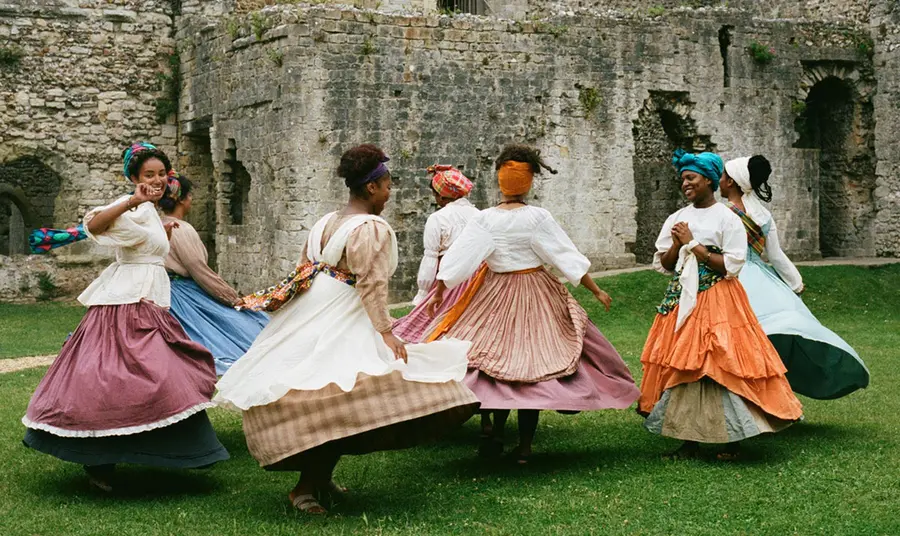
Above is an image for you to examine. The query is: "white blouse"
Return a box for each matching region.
[413,198,480,305]
[437,205,591,289]
[736,202,804,292]
[653,203,747,277]
[78,195,171,307]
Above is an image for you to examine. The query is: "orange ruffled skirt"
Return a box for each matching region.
[639,278,802,441]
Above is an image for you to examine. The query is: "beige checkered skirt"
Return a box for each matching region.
[243,371,479,469]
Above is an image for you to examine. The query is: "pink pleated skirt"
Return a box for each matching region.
[393,278,472,343]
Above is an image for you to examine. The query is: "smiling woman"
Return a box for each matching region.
[637,148,803,460]
[20,142,229,492]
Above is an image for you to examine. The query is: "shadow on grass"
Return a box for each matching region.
[30,466,224,502]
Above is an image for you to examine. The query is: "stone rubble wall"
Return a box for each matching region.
[0,1,178,300]
[177,3,876,299]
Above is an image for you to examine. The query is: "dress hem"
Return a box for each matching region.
[22,402,216,438]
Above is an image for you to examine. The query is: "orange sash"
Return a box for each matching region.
[425,265,543,343]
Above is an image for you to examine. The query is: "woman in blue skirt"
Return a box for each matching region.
[719,155,869,399]
[160,172,268,375]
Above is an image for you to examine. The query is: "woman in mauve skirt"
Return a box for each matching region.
[425,144,640,464]
[22,143,228,491]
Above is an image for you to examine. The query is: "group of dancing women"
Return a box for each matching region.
[21,140,869,514]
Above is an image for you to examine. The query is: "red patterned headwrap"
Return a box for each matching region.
[428,164,473,199]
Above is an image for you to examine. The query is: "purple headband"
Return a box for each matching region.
[352,156,391,187]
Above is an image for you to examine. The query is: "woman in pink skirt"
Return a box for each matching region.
[393,164,479,343]
[22,143,228,491]
[425,144,640,463]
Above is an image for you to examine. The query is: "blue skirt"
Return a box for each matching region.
[740,256,869,399]
[169,277,269,375]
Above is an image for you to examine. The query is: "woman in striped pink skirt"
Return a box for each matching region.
[393,164,479,342]
[424,144,640,464]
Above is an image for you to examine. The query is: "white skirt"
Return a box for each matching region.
[214,274,471,411]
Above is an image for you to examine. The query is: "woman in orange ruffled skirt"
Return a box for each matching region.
[638,149,803,460]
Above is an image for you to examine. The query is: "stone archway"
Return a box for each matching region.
[794,62,876,257]
[631,91,716,264]
[0,156,62,256]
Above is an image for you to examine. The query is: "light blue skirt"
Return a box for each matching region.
[169,277,269,375]
[740,256,869,399]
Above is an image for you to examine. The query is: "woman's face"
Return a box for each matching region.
[681,170,713,204]
[367,174,393,215]
[718,172,736,196]
[131,158,168,202]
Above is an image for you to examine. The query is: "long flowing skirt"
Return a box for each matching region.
[169,277,269,375]
[214,274,480,469]
[22,301,228,467]
[425,268,640,411]
[639,278,803,443]
[740,258,869,399]
[393,277,472,344]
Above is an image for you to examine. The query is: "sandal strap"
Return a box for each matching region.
[292,493,325,512]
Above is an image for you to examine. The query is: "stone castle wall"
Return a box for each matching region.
[1,0,898,301]
[0,1,177,299]
[175,2,883,299]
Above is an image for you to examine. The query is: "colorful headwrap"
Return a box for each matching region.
[347,155,391,189]
[166,170,183,202]
[122,141,158,179]
[672,149,724,192]
[497,161,534,196]
[428,164,473,199]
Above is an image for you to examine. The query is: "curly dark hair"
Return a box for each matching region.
[123,147,172,180]
[748,155,773,202]
[337,144,389,198]
[494,144,558,175]
[159,173,193,214]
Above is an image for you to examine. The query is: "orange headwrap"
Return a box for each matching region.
[497,161,534,196]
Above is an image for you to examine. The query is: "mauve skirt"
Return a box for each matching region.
[22,301,229,468]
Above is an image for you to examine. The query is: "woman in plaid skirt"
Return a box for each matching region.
[214,144,479,514]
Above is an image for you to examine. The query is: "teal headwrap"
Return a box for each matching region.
[672,149,724,192]
[122,141,158,179]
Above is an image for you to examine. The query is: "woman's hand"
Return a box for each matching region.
[163,220,180,240]
[671,222,693,245]
[426,280,447,317]
[593,288,612,312]
[382,332,408,362]
[132,183,158,206]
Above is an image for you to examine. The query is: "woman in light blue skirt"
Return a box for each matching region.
[719,155,869,399]
[160,173,268,375]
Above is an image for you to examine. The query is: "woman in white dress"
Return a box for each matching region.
[215,144,479,514]
[393,164,480,343]
[718,155,869,399]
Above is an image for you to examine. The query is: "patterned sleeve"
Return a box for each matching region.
[765,218,804,292]
[531,214,591,286]
[82,196,148,248]
[346,220,394,333]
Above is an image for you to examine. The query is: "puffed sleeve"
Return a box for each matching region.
[413,213,442,305]
[531,214,591,286]
[346,220,394,333]
[169,224,240,305]
[765,218,804,292]
[437,214,495,289]
[652,212,679,274]
[720,210,747,277]
[82,196,148,248]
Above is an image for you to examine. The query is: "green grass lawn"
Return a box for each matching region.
[0,265,898,535]
[0,302,86,359]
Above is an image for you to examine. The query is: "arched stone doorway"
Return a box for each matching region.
[794,63,876,257]
[0,156,61,256]
[631,91,716,264]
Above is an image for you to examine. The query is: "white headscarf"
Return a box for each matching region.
[724,157,768,224]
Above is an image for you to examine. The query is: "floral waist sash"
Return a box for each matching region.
[657,246,724,315]
[238,261,357,313]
